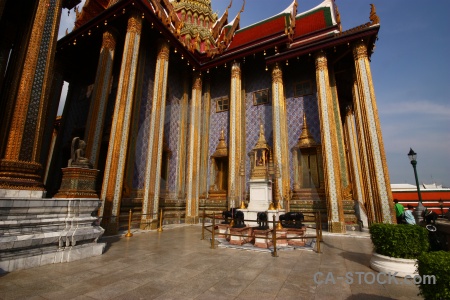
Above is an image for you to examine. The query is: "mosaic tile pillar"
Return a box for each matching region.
[0,0,63,191]
[85,31,117,168]
[352,41,395,224]
[351,78,375,222]
[185,72,202,224]
[271,64,290,208]
[228,62,243,208]
[344,108,370,225]
[199,79,211,197]
[176,76,189,198]
[329,70,349,188]
[314,52,345,233]
[141,39,170,227]
[99,13,142,232]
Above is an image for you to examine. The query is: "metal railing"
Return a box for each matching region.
[98,210,163,237]
[201,207,323,256]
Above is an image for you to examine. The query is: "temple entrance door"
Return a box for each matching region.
[298,149,320,189]
[214,157,228,192]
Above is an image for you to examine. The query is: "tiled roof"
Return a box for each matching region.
[227,14,289,50]
[294,7,333,38]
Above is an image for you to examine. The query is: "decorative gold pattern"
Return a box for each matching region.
[369,4,380,25]
[127,12,142,34]
[100,13,142,226]
[102,31,116,50]
[314,51,345,233]
[228,61,243,208]
[271,64,290,208]
[185,72,202,220]
[142,39,170,225]
[352,41,395,223]
[85,30,116,167]
[0,0,62,190]
[54,167,99,198]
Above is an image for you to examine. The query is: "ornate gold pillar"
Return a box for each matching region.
[228,61,243,208]
[315,52,345,233]
[185,72,202,223]
[141,39,170,228]
[99,13,142,231]
[0,0,63,191]
[176,75,189,198]
[344,107,369,225]
[85,31,117,168]
[199,78,211,197]
[352,41,395,223]
[271,63,290,208]
[329,69,349,187]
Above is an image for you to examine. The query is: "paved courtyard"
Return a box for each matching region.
[0,225,422,300]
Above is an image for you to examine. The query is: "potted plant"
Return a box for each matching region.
[369,223,429,278]
[417,251,450,300]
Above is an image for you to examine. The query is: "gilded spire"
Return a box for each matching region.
[212,128,228,157]
[255,116,269,149]
[296,113,317,148]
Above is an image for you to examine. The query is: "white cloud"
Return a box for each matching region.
[379,100,450,118]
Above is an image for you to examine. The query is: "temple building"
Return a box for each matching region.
[0,0,396,235]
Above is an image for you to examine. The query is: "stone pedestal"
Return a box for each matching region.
[229,227,254,245]
[247,179,272,211]
[217,224,230,239]
[286,227,307,246]
[254,229,272,248]
[0,197,105,273]
[54,167,99,198]
[275,229,288,247]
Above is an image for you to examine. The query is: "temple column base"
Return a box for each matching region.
[329,221,346,233]
[0,159,44,190]
[185,216,199,224]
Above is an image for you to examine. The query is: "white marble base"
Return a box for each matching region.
[0,243,106,273]
[247,179,272,211]
[0,189,46,199]
[370,252,418,278]
[0,197,105,273]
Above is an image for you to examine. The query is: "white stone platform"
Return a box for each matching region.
[0,194,106,273]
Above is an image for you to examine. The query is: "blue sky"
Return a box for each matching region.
[59,0,450,187]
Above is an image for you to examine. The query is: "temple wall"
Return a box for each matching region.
[208,68,230,191]
[131,49,156,190]
[284,64,321,189]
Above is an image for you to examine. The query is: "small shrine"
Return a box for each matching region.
[238,120,285,228]
[208,129,228,200]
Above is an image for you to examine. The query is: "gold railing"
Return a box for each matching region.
[98,210,163,237]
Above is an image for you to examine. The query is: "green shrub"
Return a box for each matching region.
[369,223,429,259]
[417,251,450,300]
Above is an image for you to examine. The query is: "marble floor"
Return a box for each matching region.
[0,224,422,300]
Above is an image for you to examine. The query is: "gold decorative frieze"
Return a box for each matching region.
[102,31,116,50]
[353,41,367,60]
[127,13,142,34]
[54,167,99,198]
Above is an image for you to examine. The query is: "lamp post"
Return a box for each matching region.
[439,199,444,218]
[408,148,425,224]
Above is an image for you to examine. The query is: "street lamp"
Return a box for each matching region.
[408,148,425,224]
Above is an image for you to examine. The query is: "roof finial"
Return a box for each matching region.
[227,0,233,10]
[369,4,380,25]
[240,0,246,14]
